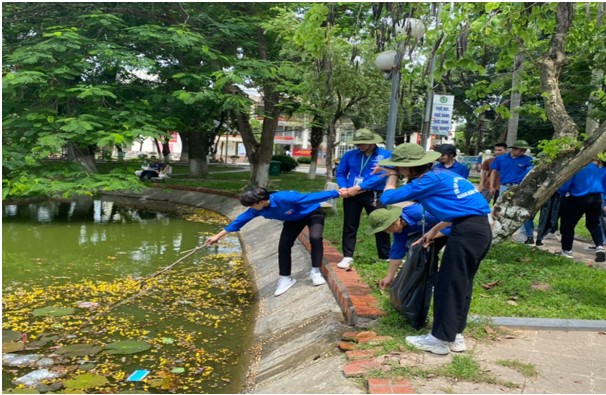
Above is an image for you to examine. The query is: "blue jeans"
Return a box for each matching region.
[501,184,535,238]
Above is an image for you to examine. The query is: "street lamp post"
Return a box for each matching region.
[375,18,425,151]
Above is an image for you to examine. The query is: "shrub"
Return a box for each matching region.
[296,156,311,164]
[271,155,298,172]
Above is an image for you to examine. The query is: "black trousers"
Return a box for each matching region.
[342,191,391,259]
[560,193,604,251]
[432,215,492,342]
[278,208,325,276]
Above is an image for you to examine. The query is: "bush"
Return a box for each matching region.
[271,155,298,172]
[296,156,311,164]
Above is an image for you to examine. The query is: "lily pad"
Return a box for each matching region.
[3,342,25,353]
[32,306,75,317]
[64,373,108,390]
[171,367,185,374]
[2,330,22,342]
[55,344,102,358]
[4,388,40,394]
[103,340,150,355]
[161,337,174,344]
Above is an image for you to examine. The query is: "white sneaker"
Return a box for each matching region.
[556,250,574,259]
[337,257,353,269]
[405,333,450,355]
[543,232,557,240]
[310,270,326,286]
[274,277,297,297]
[596,246,605,263]
[449,333,467,352]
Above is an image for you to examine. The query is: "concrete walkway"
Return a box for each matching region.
[105,187,606,394]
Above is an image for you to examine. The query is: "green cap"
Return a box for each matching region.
[365,206,402,235]
[510,140,533,150]
[378,143,441,167]
[350,128,384,144]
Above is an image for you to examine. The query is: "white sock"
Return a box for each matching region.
[280,275,291,280]
[311,267,320,274]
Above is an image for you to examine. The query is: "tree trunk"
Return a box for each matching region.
[325,121,337,182]
[308,117,325,180]
[506,50,525,146]
[491,3,606,243]
[66,143,97,173]
[187,129,207,178]
[179,132,189,163]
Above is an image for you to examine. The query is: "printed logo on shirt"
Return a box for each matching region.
[285,209,294,215]
[453,176,479,199]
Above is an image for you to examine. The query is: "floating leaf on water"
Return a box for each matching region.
[4,388,40,394]
[161,338,174,344]
[104,340,150,355]
[32,306,75,317]
[2,330,22,342]
[55,344,102,358]
[64,373,109,389]
[171,367,185,374]
[3,342,25,353]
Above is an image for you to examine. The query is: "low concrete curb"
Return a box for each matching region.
[479,316,606,331]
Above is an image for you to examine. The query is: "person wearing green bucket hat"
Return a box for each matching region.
[373,143,492,355]
[489,139,535,244]
[365,204,450,290]
[335,128,392,270]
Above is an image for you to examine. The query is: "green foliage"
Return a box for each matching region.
[271,155,299,172]
[296,156,312,164]
[537,135,584,161]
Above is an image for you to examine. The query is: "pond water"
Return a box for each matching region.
[2,197,256,393]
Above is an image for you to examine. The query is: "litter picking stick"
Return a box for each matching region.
[79,243,206,328]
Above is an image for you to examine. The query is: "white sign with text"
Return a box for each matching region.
[430,94,455,137]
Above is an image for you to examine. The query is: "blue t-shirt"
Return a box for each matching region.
[225,190,339,232]
[490,153,533,185]
[336,147,392,191]
[601,166,606,200]
[433,160,469,179]
[389,203,451,260]
[379,169,491,222]
[557,163,604,197]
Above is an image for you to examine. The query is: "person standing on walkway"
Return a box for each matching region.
[335,128,392,270]
[365,204,450,290]
[205,187,342,296]
[490,140,535,244]
[477,142,507,203]
[556,160,605,262]
[433,144,470,179]
[376,143,492,355]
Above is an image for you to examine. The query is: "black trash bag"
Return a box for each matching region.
[390,238,439,330]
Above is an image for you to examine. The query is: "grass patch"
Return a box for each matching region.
[496,359,538,377]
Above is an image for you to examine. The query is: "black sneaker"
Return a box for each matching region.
[596,247,605,263]
[524,237,534,245]
[535,240,544,246]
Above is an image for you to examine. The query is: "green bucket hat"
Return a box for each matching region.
[510,140,533,150]
[378,143,441,167]
[365,206,402,235]
[350,128,384,145]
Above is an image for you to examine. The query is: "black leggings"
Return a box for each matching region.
[278,208,325,276]
[342,191,391,259]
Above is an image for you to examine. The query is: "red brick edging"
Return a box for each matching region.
[298,228,386,325]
